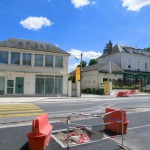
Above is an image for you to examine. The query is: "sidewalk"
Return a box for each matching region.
[0,93,149,103]
[0,94,115,103]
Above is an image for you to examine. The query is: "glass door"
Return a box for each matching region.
[0,77,5,95]
[7,80,14,94]
[45,76,54,95]
[15,77,24,94]
[35,78,44,94]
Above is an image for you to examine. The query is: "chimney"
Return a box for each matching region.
[107,40,112,54]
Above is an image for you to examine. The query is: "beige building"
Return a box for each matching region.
[0,38,69,96]
[82,62,123,90]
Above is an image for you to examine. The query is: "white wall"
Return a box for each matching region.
[82,70,99,89]
[121,53,150,71]
[63,74,68,96]
[98,73,123,84]
[24,74,35,95]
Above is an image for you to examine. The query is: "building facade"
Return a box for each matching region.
[0,38,69,96]
[97,41,150,88]
[82,62,123,90]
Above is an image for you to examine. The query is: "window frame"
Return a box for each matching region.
[23,53,31,66]
[45,54,53,67]
[11,51,20,65]
[0,51,8,64]
[55,56,63,68]
[35,54,43,67]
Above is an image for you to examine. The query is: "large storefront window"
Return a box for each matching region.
[55,56,63,68]
[45,55,53,67]
[35,75,63,95]
[11,52,20,65]
[55,76,63,94]
[35,77,44,94]
[23,53,31,66]
[0,77,5,95]
[45,76,54,94]
[35,54,43,66]
[0,51,8,64]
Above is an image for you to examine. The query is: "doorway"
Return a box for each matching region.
[15,77,24,94]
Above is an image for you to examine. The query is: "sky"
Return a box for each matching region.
[1,0,150,72]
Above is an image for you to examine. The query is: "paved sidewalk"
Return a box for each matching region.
[0,93,149,103]
[0,94,114,103]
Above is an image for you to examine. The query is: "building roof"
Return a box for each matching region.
[69,70,75,75]
[100,42,150,58]
[82,63,105,72]
[82,62,124,73]
[0,38,69,55]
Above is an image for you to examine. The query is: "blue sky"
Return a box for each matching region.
[1,0,150,72]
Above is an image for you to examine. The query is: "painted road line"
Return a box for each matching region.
[0,108,40,111]
[0,109,44,114]
[128,124,150,130]
[0,113,45,118]
[0,104,45,118]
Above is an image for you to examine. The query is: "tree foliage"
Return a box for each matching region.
[145,47,150,52]
[77,60,87,68]
[89,59,98,66]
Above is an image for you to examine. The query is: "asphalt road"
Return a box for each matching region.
[36,95,150,119]
[0,95,150,150]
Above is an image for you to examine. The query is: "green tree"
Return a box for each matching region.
[77,60,87,68]
[145,47,150,52]
[89,59,98,66]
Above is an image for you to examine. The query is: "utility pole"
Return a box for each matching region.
[80,53,83,97]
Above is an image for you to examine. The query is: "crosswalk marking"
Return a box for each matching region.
[0,104,45,118]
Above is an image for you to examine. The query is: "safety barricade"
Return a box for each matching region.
[117,91,130,97]
[52,110,128,150]
[27,113,53,150]
[103,107,129,134]
[129,90,136,95]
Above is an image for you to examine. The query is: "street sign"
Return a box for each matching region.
[76,67,80,81]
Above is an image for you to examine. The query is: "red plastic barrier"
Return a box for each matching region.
[130,90,136,95]
[27,114,53,150]
[103,107,129,134]
[117,91,129,97]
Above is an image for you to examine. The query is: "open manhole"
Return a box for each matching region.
[52,125,107,148]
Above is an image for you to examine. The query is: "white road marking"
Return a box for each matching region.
[128,124,150,130]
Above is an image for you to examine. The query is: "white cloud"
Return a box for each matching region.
[83,51,101,59]
[71,0,91,8]
[68,48,102,59]
[92,1,96,5]
[68,48,102,72]
[69,62,79,73]
[20,17,53,30]
[122,0,150,11]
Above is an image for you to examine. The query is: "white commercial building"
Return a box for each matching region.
[0,38,69,96]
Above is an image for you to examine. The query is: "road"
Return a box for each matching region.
[36,95,150,119]
[0,95,150,150]
[0,95,150,124]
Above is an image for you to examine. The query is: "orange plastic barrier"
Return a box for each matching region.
[103,107,129,134]
[117,91,129,97]
[27,114,53,150]
[130,90,136,95]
